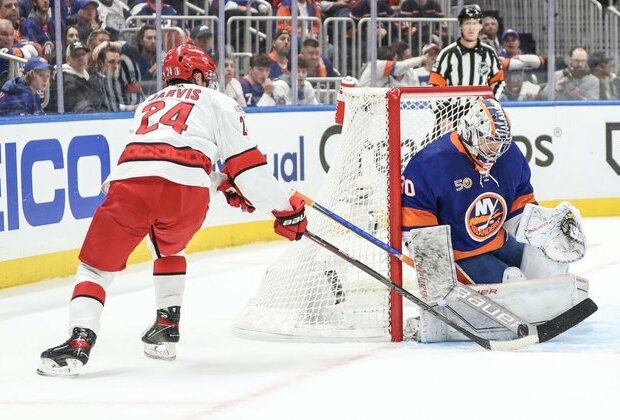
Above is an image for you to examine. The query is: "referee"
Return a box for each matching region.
[429,5,504,99]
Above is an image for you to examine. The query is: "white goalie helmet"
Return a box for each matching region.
[457,98,512,173]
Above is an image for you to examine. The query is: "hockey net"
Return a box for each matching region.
[234,86,494,341]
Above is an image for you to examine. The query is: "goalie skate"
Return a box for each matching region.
[142,306,180,361]
[37,327,97,377]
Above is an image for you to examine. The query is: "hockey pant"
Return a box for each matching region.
[69,176,210,334]
[456,234,524,284]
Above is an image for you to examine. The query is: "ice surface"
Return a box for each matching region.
[1,218,619,420]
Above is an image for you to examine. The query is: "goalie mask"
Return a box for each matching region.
[457,98,512,173]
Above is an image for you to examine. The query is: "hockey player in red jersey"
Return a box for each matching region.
[37,44,307,377]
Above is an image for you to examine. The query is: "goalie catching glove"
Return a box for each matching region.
[272,196,307,241]
[515,202,586,263]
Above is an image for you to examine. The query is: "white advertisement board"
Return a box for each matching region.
[1,103,619,284]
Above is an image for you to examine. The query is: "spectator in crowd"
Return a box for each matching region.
[221,0,270,50]
[480,15,501,54]
[410,42,440,85]
[350,0,392,21]
[389,41,416,86]
[240,53,274,107]
[19,0,32,19]
[399,0,443,44]
[399,0,443,17]
[500,69,541,101]
[299,37,339,78]
[589,51,617,100]
[188,24,213,55]
[430,5,504,99]
[223,53,245,107]
[0,17,39,87]
[542,46,599,101]
[89,29,146,106]
[130,0,178,25]
[90,44,138,111]
[96,0,131,40]
[0,0,20,42]
[129,0,182,49]
[65,24,80,45]
[275,0,322,39]
[68,0,102,44]
[268,29,290,80]
[86,28,112,71]
[320,0,351,19]
[499,29,522,58]
[272,57,319,105]
[49,41,108,112]
[20,0,56,60]
[125,23,157,82]
[0,55,50,115]
[357,44,426,87]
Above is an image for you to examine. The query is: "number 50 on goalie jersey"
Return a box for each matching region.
[401,131,537,261]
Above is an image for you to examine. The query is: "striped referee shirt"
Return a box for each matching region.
[429,39,504,99]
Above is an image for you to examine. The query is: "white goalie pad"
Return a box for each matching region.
[405,226,457,343]
[411,274,589,343]
[406,225,457,302]
[515,202,586,263]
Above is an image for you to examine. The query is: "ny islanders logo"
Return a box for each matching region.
[464,193,507,242]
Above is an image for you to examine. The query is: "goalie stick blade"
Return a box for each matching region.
[535,298,598,343]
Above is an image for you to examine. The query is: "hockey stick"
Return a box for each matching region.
[295,191,532,335]
[304,230,597,350]
[296,192,598,344]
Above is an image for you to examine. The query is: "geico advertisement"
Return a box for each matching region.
[505,104,620,200]
[0,112,335,262]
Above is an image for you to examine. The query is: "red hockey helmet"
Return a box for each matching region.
[162,44,217,87]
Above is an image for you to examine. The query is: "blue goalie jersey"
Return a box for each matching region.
[402,131,537,261]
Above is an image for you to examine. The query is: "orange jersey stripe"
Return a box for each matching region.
[510,193,536,213]
[383,61,395,77]
[402,207,439,228]
[453,229,506,261]
[455,264,476,285]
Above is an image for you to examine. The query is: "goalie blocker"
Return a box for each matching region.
[406,204,589,343]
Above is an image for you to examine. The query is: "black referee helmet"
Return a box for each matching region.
[457,4,483,23]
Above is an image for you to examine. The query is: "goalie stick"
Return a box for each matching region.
[303,230,596,350]
[296,192,598,346]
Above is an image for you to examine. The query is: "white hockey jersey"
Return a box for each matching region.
[104,84,291,212]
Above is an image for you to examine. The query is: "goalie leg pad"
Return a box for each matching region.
[407,225,457,301]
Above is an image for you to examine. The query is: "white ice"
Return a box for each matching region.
[1,217,619,420]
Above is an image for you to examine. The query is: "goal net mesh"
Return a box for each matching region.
[234,86,492,341]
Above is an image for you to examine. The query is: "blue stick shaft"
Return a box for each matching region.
[295,191,414,267]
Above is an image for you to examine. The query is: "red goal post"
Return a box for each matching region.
[235,85,494,342]
[386,86,494,341]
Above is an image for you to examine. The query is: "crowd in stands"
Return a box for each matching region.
[0,0,619,115]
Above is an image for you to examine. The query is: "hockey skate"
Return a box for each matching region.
[37,327,97,377]
[142,306,180,361]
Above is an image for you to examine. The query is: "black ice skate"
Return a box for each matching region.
[37,327,97,377]
[141,306,180,361]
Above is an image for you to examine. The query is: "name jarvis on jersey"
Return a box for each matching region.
[147,87,203,102]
